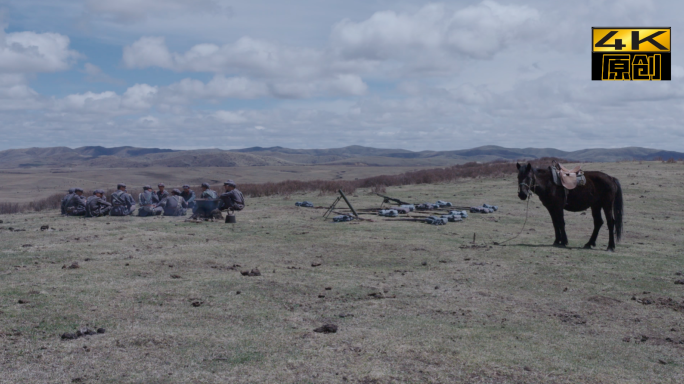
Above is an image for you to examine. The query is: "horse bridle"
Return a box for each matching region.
[519,171,537,197]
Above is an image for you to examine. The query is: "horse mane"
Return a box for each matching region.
[533,166,552,181]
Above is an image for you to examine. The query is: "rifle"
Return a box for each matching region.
[376,194,411,206]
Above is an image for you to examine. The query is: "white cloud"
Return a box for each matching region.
[122,37,370,98]
[85,0,225,23]
[122,36,174,69]
[162,76,269,102]
[213,110,248,124]
[0,74,42,111]
[57,91,120,112]
[120,1,542,82]
[123,36,329,79]
[122,84,158,109]
[138,115,159,126]
[50,84,158,115]
[330,2,540,61]
[0,28,80,73]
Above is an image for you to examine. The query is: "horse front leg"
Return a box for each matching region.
[546,206,563,246]
[583,205,603,249]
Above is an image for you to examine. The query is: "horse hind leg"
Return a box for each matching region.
[549,207,566,247]
[603,203,616,252]
[556,207,568,247]
[584,205,604,249]
[558,210,569,246]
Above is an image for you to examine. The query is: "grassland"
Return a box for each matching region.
[0,161,683,383]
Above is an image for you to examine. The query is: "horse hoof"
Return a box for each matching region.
[583,244,592,249]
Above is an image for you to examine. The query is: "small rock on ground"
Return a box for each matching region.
[314,324,338,334]
[63,262,80,269]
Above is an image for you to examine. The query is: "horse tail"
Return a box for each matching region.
[613,177,623,242]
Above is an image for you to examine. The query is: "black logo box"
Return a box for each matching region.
[592,52,671,81]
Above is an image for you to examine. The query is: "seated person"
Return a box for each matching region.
[65,188,86,216]
[138,185,163,217]
[191,183,219,219]
[110,183,136,216]
[180,185,196,211]
[85,189,112,217]
[157,183,169,201]
[61,188,75,215]
[219,180,245,212]
[158,189,188,216]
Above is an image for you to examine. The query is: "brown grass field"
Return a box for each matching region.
[0,161,683,383]
[0,165,432,203]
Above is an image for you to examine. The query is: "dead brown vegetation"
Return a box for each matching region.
[1,158,566,214]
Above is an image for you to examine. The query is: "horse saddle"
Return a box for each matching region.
[550,163,586,190]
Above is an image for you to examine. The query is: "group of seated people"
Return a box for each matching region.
[60,180,245,219]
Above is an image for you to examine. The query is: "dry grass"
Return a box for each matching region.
[0,161,683,383]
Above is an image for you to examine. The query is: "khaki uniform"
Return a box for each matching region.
[138,191,162,217]
[66,195,87,216]
[110,190,136,216]
[219,189,245,211]
[85,196,112,217]
[158,195,188,216]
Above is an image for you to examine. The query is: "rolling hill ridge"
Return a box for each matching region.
[0,145,681,169]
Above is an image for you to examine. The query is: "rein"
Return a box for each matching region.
[495,172,536,245]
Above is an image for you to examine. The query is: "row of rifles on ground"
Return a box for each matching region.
[61,180,245,219]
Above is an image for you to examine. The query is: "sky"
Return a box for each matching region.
[0,0,682,151]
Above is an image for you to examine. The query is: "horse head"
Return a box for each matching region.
[516,162,535,200]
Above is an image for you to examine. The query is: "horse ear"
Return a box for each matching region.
[525,163,532,172]
[516,162,521,170]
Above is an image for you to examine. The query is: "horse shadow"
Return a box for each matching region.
[504,243,598,250]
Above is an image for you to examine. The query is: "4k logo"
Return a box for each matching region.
[592,28,671,81]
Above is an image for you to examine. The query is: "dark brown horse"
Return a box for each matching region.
[516,162,623,251]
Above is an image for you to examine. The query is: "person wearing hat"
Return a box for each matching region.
[85,189,112,218]
[219,180,245,211]
[138,185,163,217]
[65,188,86,216]
[110,183,137,216]
[61,188,76,215]
[157,188,188,216]
[180,185,196,211]
[157,183,169,202]
[190,182,219,219]
[199,183,218,199]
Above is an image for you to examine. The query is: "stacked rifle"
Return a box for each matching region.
[327,193,499,225]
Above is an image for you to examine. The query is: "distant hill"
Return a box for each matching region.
[0,145,681,169]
